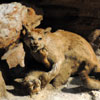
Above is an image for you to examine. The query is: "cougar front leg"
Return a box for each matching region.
[39,49,51,68]
[39,58,64,88]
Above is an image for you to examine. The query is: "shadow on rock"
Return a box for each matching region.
[70,77,82,85]
[7,81,29,96]
[61,86,91,94]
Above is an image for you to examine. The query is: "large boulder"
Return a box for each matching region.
[0,2,42,48]
[0,2,43,68]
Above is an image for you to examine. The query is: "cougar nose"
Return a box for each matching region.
[34,41,38,45]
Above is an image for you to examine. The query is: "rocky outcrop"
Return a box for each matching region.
[0,2,42,48]
[0,2,43,68]
[0,2,43,99]
[1,43,25,68]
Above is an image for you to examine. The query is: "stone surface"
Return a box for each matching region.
[0,2,26,48]
[0,2,42,48]
[0,2,43,68]
[1,43,25,69]
[0,71,7,99]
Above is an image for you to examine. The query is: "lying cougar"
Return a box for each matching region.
[24,28,100,95]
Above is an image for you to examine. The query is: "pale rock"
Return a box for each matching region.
[0,71,7,99]
[0,2,42,68]
[0,2,43,48]
[1,43,25,68]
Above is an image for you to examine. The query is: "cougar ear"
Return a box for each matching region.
[27,28,35,36]
[44,27,52,34]
[27,28,33,34]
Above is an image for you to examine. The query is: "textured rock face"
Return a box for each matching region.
[0,2,27,48]
[1,43,25,68]
[24,8,43,30]
[0,2,43,68]
[0,2,42,48]
[0,2,43,99]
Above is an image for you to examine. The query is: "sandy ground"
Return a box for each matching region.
[1,77,100,100]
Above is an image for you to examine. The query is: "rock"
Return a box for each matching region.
[0,2,26,48]
[1,43,25,69]
[0,2,43,68]
[89,91,100,100]
[0,2,42,48]
[24,7,43,31]
[88,29,100,62]
[88,29,100,48]
[0,71,7,99]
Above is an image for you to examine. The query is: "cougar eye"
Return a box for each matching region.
[29,37,34,40]
[38,38,42,40]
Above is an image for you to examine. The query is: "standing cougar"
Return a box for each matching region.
[24,28,100,95]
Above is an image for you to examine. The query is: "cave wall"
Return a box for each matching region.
[1,0,100,38]
[33,0,100,38]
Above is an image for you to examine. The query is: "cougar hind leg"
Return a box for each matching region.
[79,64,100,90]
[52,60,72,88]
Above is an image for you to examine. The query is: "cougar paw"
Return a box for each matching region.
[23,77,41,95]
